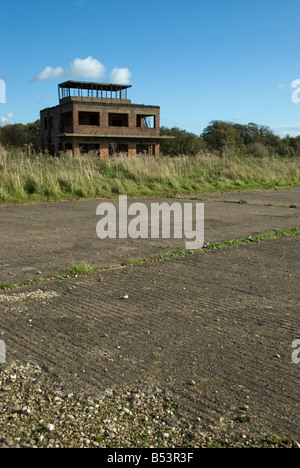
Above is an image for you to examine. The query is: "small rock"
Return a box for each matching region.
[46,424,55,432]
[1,386,11,392]
[66,414,75,421]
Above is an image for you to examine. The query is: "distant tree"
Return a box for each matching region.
[247,142,270,158]
[201,121,238,155]
[160,127,205,156]
[0,124,28,148]
[282,136,300,157]
[242,123,273,145]
[201,120,300,158]
[0,119,41,151]
[26,120,41,151]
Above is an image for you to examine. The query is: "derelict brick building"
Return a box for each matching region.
[40,81,165,158]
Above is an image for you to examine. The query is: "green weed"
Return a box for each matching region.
[0,282,15,290]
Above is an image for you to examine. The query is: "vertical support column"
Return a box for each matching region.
[53,138,60,156]
[154,143,160,158]
[157,111,160,129]
[100,140,109,159]
[73,140,80,157]
[128,143,136,157]
[129,112,136,130]
[101,110,108,134]
[73,108,79,133]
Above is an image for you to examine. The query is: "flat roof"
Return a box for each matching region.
[58,81,132,91]
[55,133,174,140]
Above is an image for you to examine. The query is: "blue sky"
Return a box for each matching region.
[1,0,300,137]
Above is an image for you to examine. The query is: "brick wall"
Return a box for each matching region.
[72,103,160,137]
[41,100,161,157]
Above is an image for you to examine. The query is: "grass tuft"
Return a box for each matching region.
[0,283,15,290]
[0,263,98,291]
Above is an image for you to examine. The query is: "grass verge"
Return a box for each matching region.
[123,227,300,265]
[1,147,300,205]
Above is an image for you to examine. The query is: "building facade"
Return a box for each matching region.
[40,81,164,158]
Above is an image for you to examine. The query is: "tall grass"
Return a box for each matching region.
[0,145,299,204]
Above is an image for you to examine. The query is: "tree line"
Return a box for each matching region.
[0,120,41,152]
[0,119,299,157]
[160,121,300,157]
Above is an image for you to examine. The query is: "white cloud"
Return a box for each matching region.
[33,66,65,82]
[272,123,300,138]
[0,112,14,126]
[33,58,132,86]
[68,57,106,80]
[33,56,106,82]
[106,67,132,85]
[232,115,245,122]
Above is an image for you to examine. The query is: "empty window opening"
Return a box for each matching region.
[79,143,100,156]
[137,115,155,128]
[64,143,73,152]
[109,113,128,127]
[48,144,55,155]
[62,112,72,126]
[79,111,100,126]
[137,144,155,156]
[109,144,129,156]
[61,111,72,131]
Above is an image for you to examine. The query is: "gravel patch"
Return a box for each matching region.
[0,361,298,448]
[0,290,59,303]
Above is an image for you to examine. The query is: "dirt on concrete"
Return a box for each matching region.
[203,186,300,207]
[0,188,299,284]
[0,188,299,444]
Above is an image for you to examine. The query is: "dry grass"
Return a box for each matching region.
[0,146,299,204]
